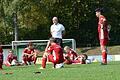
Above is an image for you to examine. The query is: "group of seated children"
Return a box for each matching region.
[5,42,38,67]
[40,37,91,69]
[1,37,91,70]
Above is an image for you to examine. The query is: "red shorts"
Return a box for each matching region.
[100,39,108,46]
[48,54,64,64]
[22,55,33,62]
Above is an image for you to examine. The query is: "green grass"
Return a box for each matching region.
[1,61,120,80]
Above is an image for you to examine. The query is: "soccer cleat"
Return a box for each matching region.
[55,63,64,69]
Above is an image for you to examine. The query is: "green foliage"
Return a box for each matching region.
[0,0,120,46]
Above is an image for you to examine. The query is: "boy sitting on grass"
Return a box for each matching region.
[64,46,90,64]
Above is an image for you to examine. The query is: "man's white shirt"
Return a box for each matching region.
[51,23,65,39]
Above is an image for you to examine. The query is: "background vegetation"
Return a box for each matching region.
[0,0,120,47]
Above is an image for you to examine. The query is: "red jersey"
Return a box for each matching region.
[23,48,34,54]
[0,47,3,53]
[98,15,108,40]
[46,43,64,63]
[0,47,3,60]
[7,53,14,60]
[0,53,3,60]
[66,49,77,60]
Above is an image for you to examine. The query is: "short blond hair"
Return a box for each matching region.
[64,46,70,51]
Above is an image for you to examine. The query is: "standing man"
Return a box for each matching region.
[50,17,65,48]
[95,8,109,65]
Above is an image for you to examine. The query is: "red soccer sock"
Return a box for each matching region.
[23,57,27,65]
[0,64,2,69]
[33,57,37,64]
[41,58,47,68]
[102,52,107,64]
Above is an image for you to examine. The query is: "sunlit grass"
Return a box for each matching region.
[0,61,120,80]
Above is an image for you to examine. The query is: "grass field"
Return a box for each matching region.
[0,61,120,80]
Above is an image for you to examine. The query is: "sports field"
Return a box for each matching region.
[0,61,120,80]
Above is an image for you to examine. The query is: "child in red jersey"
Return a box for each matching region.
[40,37,64,69]
[22,42,38,65]
[64,46,88,64]
[63,46,78,64]
[5,49,18,66]
[0,43,3,70]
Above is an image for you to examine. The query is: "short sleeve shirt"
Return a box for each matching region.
[51,23,65,39]
[98,15,108,39]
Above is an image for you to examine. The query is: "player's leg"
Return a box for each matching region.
[48,53,64,68]
[40,52,49,69]
[32,52,38,64]
[53,54,64,68]
[48,54,57,68]
[0,60,3,70]
[22,56,28,65]
[32,56,37,64]
[7,58,13,64]
[100,39,108,64]
[101,45,107,64]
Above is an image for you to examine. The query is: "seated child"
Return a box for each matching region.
[5,49,18,66]
[63,46,78,64]
[22,42,38,65]
[64,46,90,64]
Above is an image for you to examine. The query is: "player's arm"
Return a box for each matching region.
[101,18,107,30]
[62,25,65,37]
[29,50,35,57]
[62,30,65,37]
[45,41,51,52]
[50,26,54,35]
[23,52,30,56]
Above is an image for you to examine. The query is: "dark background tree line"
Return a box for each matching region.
[0,0,120,47]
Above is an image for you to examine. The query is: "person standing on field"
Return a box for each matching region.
[50,17,65,48]
[95,8,109,65]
